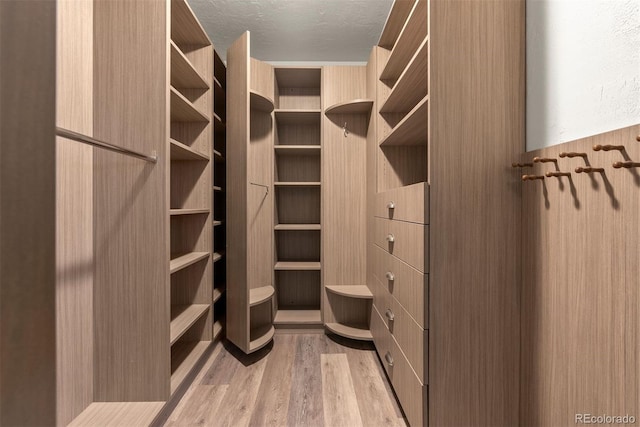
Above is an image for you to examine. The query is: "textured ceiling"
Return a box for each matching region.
[188,0,393,63]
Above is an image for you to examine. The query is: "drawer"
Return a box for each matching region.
[375,182,429,224]
[370,270,391,321]
[374,217,428,273]
[388,336,428,427]
[371,305,391,375]
[373,244,428,328]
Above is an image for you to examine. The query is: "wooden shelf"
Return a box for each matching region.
[380,0,428,81]
[170,251,209,274]
[170,340,210,394]
[170,138,210,161]
[325,285,373,299]
[213,251,224,263]
[170,87,210,123]
[379,96,428,146]
[68,402,165,427]
[274,261,321,271]
[274,109,321,125]
[213,320,223,340]
[170,208,210,216]
[275,224,321,231]
[325,99,374,115]
[274,309,322,325]
[249,285,275,307]
[214,114,226,132]
[249,325,275,352]
[213,286,225,303]
[170,304,210,345]
[213,220,223,227]
[171,0,211,47]
[325,323,373,341]
[380,36,428,114]
[250,90,275,113]
[170,41,209,90]
[274,182,321,187]
[213,149,224,161]
[274,145,321,155]
[378,0,416,49]
[213,185,223,192]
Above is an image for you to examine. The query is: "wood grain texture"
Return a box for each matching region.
[0,1,57,425]
[69,402,165,427]
[429,0,524,425]
[374,182,429,224]
[374,217,428,273]
[321,354,364,427]
[93,0,169,400]
[520,125,640,426]
[378,0,416,49]
[55,0,94,424]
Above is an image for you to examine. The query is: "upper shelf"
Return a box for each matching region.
[379,95,428,146]
[380,0,428,81]
[380,37,428,114]
[274,109,321,125]
[171,0,211,48]
[170,138,209,161]
[170,41,209,90]
[250,90,275,113]
[170,87,210,123]
[249,285,275,307]
[325,285,373,299]
[325,99,374,115]
[378,0,416,49]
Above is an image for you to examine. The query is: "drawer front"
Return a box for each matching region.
[374,217,428,273]
[389,335,428,427]
[371,305,391,375]
[375,182,429,224]
[373,244,428,328]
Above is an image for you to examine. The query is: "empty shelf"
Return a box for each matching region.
[170,251,209,274]
[380,36,428,114]
[325,99,374,115]
[379,96,428,146]
[170,87,210,123]
[378,0,415,49]
[170,41,209,90]
[170,340,210,395]
[274,145,321,155]
[249,325,275,352]
[274,261,321,271]
[274,109,321,125]
[325,323,373,341]
[170,138,210,161]
[249,285,275,307]
[213,286,225,303]
[275,224,321,231]
[213,320,223,340]
[213,185,223,192]
[274,309,322,325]
[170,304,210,345]
[325,285,373,299]
[274,182,321,187]
[68,402,164,427]
[170,208,210,216]
[212,251,224,263]
[171,0,211,47]
[250,90,275,113]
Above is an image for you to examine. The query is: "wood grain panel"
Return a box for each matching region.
[374,182,429,224]
[520,125,640,426]
[0,1,57,424]
[93,0,169,400]
[250,57,274,104]
[374,217,428,273]
[322,66,367,111]
[428,0,524,425]
[321,354,364,427]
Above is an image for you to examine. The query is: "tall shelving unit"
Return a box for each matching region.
[168,0,213,395]
[273,68,324,327]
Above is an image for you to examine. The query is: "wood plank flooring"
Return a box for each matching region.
[163,333,406,427]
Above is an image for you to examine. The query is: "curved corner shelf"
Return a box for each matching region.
[325,323,373,341]
[249,285,275,307]
[325,285,372,299]
[250,90,275,113]
[249,325,275,352]
[325,99,374,115]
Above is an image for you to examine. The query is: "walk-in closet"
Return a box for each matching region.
[1,0,638,426]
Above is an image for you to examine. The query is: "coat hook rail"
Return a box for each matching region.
[546,171,571,178]
[512,162,533,168]
[593,144,625,152]
[559,152,587,158]
[250,182,269,194]
[522,175,545,181]
[575,167,604,174]
[613,161,640,169]
[56,127,158,163]
[533,157,557,163]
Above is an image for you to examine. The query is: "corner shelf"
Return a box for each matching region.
[170,252,210,274]
[275,224,321,231]
[170,340,210,394]
[249,285,275,307]
[379,95,428,146]
[325,99,374,115]
[380,36,428,114]
[274,261,321,271]
[170,304,210,345]
[325,285,373,299]
[170,208,210,216]
[249,325,275,352]
[274,309,322,325]
[325,323,373,341]
[170,138,210,161]
[170,87,210,123]
[250,90,275,113]
[170,41,209,90]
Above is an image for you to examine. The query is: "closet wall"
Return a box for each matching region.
[520,124,640,425]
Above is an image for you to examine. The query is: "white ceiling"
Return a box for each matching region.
[188,0,393,63]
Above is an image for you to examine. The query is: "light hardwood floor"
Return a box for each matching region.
[162,333,407,427]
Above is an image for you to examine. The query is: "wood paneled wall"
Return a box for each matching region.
[428,0,524,425]
[0,1,57,425]
[521,124,640,426]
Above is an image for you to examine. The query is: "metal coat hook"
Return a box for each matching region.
[343,122,349,137]
[250,182,269,195]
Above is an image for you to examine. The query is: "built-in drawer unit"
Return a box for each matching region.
[374,217,428,273]
[375,182,429,224]
[373,244,428,329]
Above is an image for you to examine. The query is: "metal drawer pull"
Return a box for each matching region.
[385,352,394,367]
[387,201,395,209]
[386,234,395,243]
[385,309,395,322]
[385,271,395,281]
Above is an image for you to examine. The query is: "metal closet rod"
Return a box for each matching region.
[56,127,158,163]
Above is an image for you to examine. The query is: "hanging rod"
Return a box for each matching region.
[56,127,158,163]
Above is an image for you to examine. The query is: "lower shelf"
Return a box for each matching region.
[249,325,275,352]
[325,323,373,341]
[213,319,224,340]
[249,285,275,307]
[274,261,321,271]
[170,304,210,345]
[68,402,165,427]
[170,340,211,394]
[273,309,322,326]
